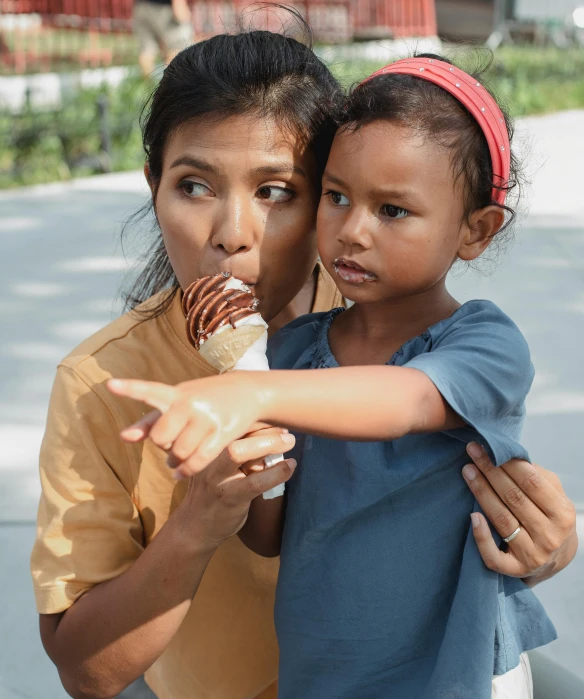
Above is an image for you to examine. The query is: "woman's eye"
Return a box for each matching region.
[326,190,350,207]
[180,181,212,198]
[257,186,294,203]
[382,204,408,219]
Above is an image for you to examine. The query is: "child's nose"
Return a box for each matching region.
[337,208,372,249]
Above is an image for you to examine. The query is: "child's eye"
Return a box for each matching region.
[325,190,350,207]
[382,204,408,219]
[179,180,213,198]
[257,186,294,203]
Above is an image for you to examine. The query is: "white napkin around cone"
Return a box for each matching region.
[198,311,285,500]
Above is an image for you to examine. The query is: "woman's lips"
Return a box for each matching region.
[333,258,377,285]
[200,271,258,289]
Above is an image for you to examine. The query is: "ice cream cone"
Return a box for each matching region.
[183,273,285,499]
[198,324,267,373]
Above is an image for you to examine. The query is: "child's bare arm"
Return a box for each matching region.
[108,366,460,479]
[238,492,287,557]
[255,366,462,441]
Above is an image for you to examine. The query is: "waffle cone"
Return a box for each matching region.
[199,325,267,373]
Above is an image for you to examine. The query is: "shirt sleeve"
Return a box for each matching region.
[31,365,145,614]
[404,306,534,466]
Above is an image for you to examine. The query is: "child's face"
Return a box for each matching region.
[317,120,484,305]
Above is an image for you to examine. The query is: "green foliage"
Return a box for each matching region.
[477,47,584,116]
[2,46,584,188]
[0,73,148,188]
[327,46,584,117]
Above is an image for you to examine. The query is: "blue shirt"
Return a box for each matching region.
[268,300,556,699]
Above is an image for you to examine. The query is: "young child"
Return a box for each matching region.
[109,56,556,698]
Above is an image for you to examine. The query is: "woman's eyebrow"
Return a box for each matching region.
[252,163,307,178]
[169,155,217,172]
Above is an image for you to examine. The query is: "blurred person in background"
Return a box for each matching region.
[134,0,193,77]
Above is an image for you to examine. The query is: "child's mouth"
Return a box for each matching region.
[333,258,377,285]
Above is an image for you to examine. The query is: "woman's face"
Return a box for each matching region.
[151,114,320,323]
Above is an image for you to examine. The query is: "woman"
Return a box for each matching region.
[31,28,577,699]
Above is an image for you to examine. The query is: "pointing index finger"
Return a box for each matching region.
[107,379,178,413]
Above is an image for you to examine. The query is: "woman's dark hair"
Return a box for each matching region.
[341,53,521,257]
[123,14,342,317]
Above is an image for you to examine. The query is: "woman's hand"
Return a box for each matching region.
[463,443,578,586]
[175,425,296,549]
[108,374,265,479]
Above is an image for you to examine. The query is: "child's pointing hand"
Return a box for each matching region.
[107,373,266,479]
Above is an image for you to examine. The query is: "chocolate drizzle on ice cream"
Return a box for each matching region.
[182,273,260,350]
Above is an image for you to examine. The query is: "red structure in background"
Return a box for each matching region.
[353,0,436,39]
[0,0,437,74]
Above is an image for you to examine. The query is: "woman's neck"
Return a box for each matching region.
[268,267,318,336]
[330,283,460,366]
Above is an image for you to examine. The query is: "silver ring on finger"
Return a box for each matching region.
[503,526,521,544]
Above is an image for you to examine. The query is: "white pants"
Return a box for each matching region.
[492,653,533,699]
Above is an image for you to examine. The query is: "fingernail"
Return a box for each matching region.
[462,464,477,481]
[173,470,186,481]
[467,442,483,459]
[282,434,295,445]
[471,513,480,529]
[280,428,289,434]
[287,458,297,471]
[108,379,123,389]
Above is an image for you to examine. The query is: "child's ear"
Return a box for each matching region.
[458,206,506,261]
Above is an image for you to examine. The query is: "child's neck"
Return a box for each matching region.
[269,266,318,336]
[330,283,460,366]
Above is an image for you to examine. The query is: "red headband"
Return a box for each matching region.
[359,58,510,206]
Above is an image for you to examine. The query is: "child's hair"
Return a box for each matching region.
[341,53,521,249]
[124,14,342,317]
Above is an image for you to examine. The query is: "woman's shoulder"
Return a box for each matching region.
[59,290,212,388]
[268,309,339,370]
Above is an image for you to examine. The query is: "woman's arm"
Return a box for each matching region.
[462,444,578,585]
[40,430,295,699]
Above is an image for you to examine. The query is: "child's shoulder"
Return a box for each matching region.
[414,300,533,392]
[268,310,336,370]
[430,299,528,351]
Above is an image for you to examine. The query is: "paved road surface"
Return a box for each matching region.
[0,112,583,698]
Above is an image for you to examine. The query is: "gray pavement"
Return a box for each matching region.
[1,112,583,698]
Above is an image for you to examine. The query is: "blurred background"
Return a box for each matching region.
[1,0,583,697]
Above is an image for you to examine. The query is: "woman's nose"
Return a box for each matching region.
[211,194,256,254]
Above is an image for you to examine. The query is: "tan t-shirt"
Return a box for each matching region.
[31,264,343,699]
